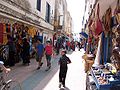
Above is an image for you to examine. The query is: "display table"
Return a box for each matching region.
[86,67,120,90]
[90,68,111,90]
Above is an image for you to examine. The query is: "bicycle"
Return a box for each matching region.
[0,61,22,90]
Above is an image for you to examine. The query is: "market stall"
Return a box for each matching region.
[84,0,120,90]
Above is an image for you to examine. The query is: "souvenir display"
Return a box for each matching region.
[86,0,120,90]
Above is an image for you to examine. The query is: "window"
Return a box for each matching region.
[45,2,51,23]
[37,0,41,11]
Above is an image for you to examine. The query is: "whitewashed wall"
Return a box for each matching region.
[28,0,55,31]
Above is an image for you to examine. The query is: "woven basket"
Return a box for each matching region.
[84,59,94,73]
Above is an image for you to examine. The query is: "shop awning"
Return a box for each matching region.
[0,11,54,32]
[79,32,88,38]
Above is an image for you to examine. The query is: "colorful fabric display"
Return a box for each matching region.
[0,23,3,43]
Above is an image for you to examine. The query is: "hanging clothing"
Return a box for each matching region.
[103,36,109,64]
[3,24,8,44]
[95,3,103,36]
[6,24,10,33]
[100,32,110,65]
[92,34,102,67]
[103,7,112,32]
[115,0,120,24]
[111,16,118,28]
[0,23,3,43]
[95,19,103,36]
[107,32,112,63]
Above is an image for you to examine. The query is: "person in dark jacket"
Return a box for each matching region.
[58,50,71,88]
[7,37,16,66]
[22,38,30,65]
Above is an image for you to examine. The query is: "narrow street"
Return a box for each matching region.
[7,49,86,90]
[0,0,119,90]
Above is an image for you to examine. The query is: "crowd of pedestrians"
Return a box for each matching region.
[4,34,83,66]
[0,34,87,89]
[0,33,86,68]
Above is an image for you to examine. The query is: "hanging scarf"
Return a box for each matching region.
[116,0,120,24]
[0,23,3,43]
[95,3,102,36]
[103,7,112,32]
[89,3,103,39]
[6,23,11,33]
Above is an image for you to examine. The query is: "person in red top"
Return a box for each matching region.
[66,40,71,51]
[45,41,53,71]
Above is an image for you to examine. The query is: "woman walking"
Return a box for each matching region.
[58,50,71,88]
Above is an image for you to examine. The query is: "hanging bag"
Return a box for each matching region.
[103,7,112,32]
[115,0,120,24]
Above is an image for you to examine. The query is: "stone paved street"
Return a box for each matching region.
[7,49,86,90]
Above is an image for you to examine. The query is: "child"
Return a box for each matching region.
[45,41,53,71]
[58,50,71,88]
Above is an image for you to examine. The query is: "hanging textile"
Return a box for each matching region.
[103,35,109,64]
[95,3,103,37]
[100,32,109,65]
[3,24,8,44]
[90,19,96,38]
[0,23,3,43]
[111,0,120,28]
[107,31,112,63]
[79,32,88,38]
[111,16,118,28]
[89,9,95,38]
[102,7,112,32]
[115,0,120,24]
[6,23,10,33]
[100,32,104,65]
[92,34,102,67]
[89,4,103,39]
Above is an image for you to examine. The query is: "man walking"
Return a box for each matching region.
[35,39,44,70]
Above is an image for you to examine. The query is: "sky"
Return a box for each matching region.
[66,0,85,33]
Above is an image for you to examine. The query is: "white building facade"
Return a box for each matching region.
[0,0,55,44]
